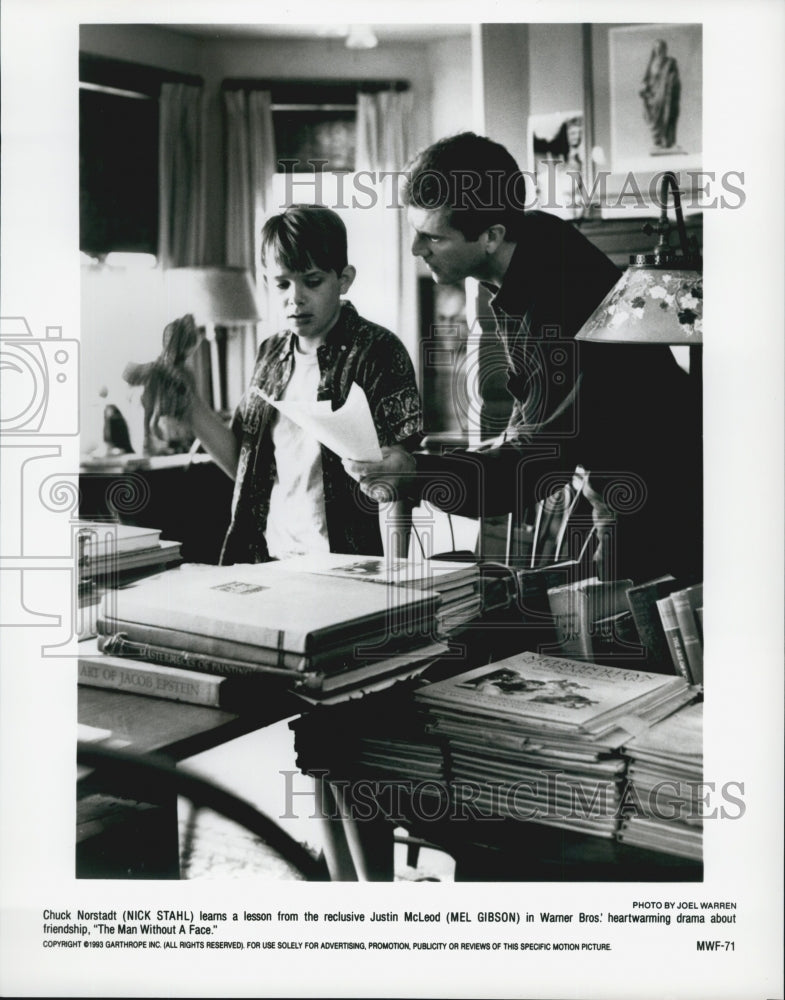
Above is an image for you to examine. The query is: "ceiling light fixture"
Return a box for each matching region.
[345,25,379,50]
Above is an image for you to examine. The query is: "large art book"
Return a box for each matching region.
[416,650,692,738]
[276,551,479,590]
[103,562,439,655]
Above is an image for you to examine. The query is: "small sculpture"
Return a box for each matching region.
[639,39,682,151]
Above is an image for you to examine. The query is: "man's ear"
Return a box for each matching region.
[339,265,357,294]
[483,225,507,254]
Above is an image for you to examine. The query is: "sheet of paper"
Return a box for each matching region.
[256,380,383,461]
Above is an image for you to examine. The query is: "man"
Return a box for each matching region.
[345,132,701,584]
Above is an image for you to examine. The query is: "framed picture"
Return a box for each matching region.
[527,110,588,219]
[609,23,702,172]
[588,22,703,216]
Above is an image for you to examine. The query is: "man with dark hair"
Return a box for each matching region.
[346,133,701,584]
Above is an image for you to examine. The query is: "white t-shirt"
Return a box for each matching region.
[265,348,330,559]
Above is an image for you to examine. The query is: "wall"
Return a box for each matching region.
[429,35,473,142]
[528,24,585,122]
[473,23,531,169]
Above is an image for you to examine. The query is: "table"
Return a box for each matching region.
[77,621,703,883]
[77,685,301,879]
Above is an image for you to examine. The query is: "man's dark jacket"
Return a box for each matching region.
[414,212,702,584]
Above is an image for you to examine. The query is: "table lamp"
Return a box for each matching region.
[164,266,261,411]
[575,171,702,378]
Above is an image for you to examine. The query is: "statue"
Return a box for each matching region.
[639,39,681,151]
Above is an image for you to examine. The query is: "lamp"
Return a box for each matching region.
[575,172,702,363]
[164,266,261,411]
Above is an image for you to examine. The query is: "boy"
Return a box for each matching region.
[186,204,422,564]
[179,205,423,879]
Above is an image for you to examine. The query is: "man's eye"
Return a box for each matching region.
[428,236,441,243]
[275,283,289,290]
[306,279,322,288]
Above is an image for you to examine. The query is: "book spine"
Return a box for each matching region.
[79,653,224,707]
[626,582,676,673]
[546,586,594,660]
[108,592,311,651]
[591,611,646,667]
[97,616,310,671]
[670,590,703,685]
[97,633,303,681]
[655,597,692,682]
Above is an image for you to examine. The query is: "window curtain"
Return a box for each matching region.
[354,89,417,364]
[356,90,411,175]
[224,89,276,274]
[158,83,206,268]
[224,89,277,378]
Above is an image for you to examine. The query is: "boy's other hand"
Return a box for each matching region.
[343,445,416,500]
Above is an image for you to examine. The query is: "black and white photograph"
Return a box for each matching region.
[0,1,783,998]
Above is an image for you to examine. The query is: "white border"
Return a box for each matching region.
[1,1,783,998]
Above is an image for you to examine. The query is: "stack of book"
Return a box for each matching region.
[291,694,444,785]
[415,650,698,839]
[77,521,182,587]
[544,574,705,683]
[617,701,703,860]
[290,687,448,822]
[87,560,449,704]
[654,583,704,685]
[274,552,481,637]
[76,521,182,639]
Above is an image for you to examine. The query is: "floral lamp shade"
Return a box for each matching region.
[576,264,702,345]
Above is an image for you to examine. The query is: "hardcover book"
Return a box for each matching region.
[625,575,678,674]
[545,576,634,661]
[95,615,394,672]
[655,595,692,681]
[104,563,439,655]
[87,635,448,700]
[76,521,162,558]
[81,539,182,579]
[78,646,263,710]
[669,584,704,685]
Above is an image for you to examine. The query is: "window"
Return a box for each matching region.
[78,54,202,258]
[271,82,358,172]
[79,85,159,256]
[223,79,409,173]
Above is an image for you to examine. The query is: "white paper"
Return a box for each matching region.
[257,381,383,461]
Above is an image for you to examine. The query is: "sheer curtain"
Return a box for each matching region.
[354,89,417,364]
[223,90,277,393]
[224,89,276,276]
[158,83,206,269]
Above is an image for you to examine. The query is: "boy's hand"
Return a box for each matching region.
[343,445,416,501]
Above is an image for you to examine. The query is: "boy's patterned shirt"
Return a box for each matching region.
[220,301,422,565]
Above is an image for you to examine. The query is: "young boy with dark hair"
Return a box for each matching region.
[185,204,421,564]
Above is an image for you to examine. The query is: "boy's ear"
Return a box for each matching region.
[338,265,356,295]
